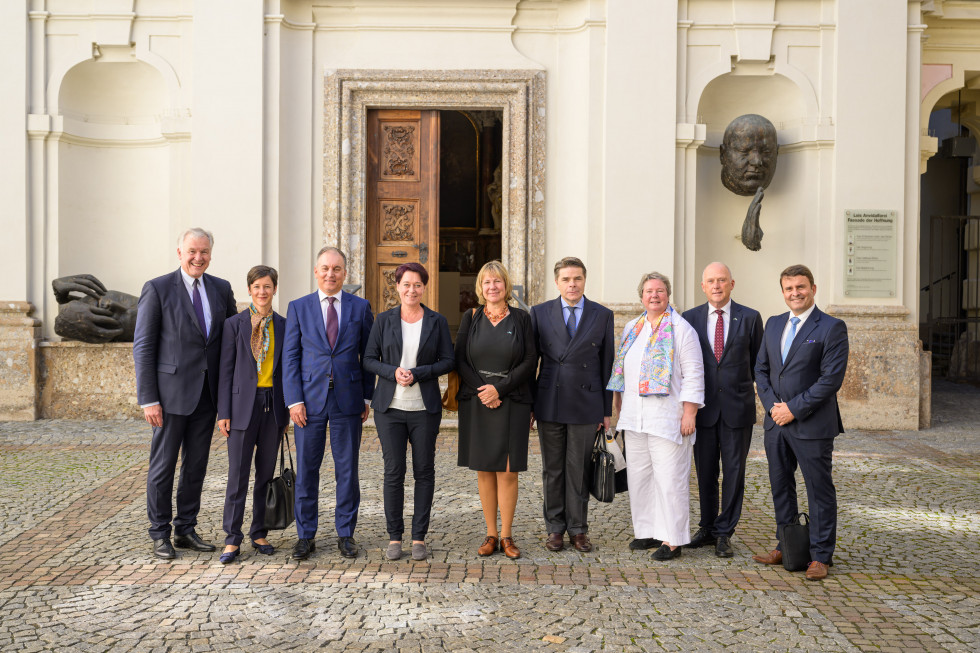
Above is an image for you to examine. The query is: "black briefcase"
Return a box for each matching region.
[264,430,296,530]
[589,426,617,503]
[780,512,811,572]
[612,430,629,494]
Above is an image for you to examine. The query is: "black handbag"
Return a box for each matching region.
[264,429,296,530]
[589,426,617,503]
[612,430,629,494]
[780,512,811,571]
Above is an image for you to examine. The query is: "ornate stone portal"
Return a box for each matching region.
[323,69,547,305]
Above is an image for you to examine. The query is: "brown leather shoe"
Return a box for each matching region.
[570,533,593,552]
[477,536,499,556]
[545,532,564,552]
[500,537,521,559]
[752,549,782,565]
[805,561,829,580]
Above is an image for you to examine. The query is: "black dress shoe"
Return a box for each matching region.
[685,527,716,549]
[715,535,734,558]
[174,531,216,552]
[652,544,683,561]
[338,536,358,558]
[153,538,176,560]
[292,538,316,560]
[629,538,662,551]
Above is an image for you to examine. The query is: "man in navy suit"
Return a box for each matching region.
[531,257,615,553]
[283,246,375,560]
[134,228,238,559]
[754,264,848,580]
[682,262,763,558]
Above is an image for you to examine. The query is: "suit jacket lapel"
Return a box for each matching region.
[417,306,436,351]
[336,291,353,347]
[783,308,821,366]
[549,298,571,349]
[569,298,597,348]
[272,313,285,373]
[720,302,745,364]
[174,269,206,340]
[771,313,789,373]
[692,304,709,357]
[204,274,223,344]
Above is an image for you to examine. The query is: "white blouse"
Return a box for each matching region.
[615,310,705,445]
[390,318,426,411]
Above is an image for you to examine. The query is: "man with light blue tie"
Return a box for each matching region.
[283,246,375,560]
[753,264,849,581]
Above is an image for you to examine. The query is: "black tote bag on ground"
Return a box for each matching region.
[780,512,811,572]
[264,430,296,530]
[589,426,617,503]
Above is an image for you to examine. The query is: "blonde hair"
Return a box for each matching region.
[475,260,514,306]
[637,271,672,299]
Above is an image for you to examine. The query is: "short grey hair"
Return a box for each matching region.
[316,246,348,269]
[637,271,672,299]
[178,227,214,248]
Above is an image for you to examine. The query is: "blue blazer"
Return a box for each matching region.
[216,309,289,431]
[754,306,849,439]
[682,300,764,429]
[133,269,237,415]
[362,304,455,414]
[530,297,615,424]
[282,290,375,416]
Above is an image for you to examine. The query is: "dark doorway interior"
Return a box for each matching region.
[437,110,503,336]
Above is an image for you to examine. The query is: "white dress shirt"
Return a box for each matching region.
[706,300,732,348]
[180,268,212,337]
[780,304,816,353]
[317,288,343,327]
[615,311,705,445]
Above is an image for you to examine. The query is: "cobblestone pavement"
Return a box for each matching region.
[0,380,977,652]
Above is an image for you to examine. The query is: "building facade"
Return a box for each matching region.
[2,0,979,427]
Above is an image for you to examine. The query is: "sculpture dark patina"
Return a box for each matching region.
[719,114,778,251]
[53,274,138,343]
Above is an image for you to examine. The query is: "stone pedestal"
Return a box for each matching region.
[0,302,42,420]
[38,341,141,419]
[825,305,923,431]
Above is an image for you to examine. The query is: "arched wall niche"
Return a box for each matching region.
[56,58,173,299]
[692,71,819,320]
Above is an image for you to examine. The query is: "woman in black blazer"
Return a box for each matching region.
[363,262,455,561]
[216,265,289,563]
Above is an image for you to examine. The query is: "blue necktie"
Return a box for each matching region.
[781,316,800,363]
[566,305,577,339]
[192,279,208,337]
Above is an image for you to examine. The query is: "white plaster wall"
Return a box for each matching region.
[1,3,28,302]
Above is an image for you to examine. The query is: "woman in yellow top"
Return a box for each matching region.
[216,265,290,563]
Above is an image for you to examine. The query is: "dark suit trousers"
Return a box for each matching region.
[294,391,362,539]
[222,388,282,546]
[538,421,595,536]
[764,428,837,564]
[374,408,441,541]
[693,422,753,537]
[146,379,216,540]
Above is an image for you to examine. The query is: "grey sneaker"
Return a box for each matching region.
[411,542,427,561]
[386,542,402,560]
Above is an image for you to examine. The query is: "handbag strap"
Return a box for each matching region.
[279,428,294,474]
[794,512,809,525]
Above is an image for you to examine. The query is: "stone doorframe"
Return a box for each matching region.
[323,69,547,304]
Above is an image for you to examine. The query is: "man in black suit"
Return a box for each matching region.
[754,264,848,581]
[530,257,615,553]
[134,228,237,559]
[682,262,763,558]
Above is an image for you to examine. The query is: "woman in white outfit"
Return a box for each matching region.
[608,272,704,560]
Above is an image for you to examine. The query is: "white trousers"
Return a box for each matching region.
[625,430,693,546]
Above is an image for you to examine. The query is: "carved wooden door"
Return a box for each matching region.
[366,109,440,313]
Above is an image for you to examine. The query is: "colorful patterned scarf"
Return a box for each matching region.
[249,303,272,372]
[606,306,674,396]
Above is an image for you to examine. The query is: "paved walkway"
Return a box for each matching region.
[0,380,977,652]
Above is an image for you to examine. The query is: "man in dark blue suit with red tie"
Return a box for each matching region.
[134,228,238,559]
[283,246,375,560]
[682,262,763,558]
[754,264,848,580]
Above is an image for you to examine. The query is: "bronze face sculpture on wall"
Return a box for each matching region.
[720,114,778,251]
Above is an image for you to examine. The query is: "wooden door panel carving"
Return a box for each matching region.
[367,110,439,312]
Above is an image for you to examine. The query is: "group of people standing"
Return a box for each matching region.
[134,228,848,581]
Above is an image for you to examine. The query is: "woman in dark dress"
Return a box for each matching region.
[455,260,537,559]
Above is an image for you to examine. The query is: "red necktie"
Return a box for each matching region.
[325,296,339,349]
[713,309,724,363]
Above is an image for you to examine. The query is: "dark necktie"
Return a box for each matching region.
[192,279,208,337]
[713,309,724,363]
[325,296,339,349]
[782,316,800,363]
[566,305,577,339]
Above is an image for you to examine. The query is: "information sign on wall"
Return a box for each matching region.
[844,210,897,298]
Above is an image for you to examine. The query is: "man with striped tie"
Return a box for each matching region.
[753,264,849,580]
